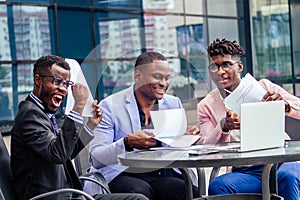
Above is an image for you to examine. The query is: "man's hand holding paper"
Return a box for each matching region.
[124,130,156,150]
[65,58,95,117]
[224,73,266,116]
[185,125,201,135]
[149,108,201,147]
[220,110,240,133]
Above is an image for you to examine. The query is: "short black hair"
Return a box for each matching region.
[207,38,245,58]
[33,55,70,75]
[134,52,167,68]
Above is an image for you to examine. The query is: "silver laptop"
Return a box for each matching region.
[220,100,285,152]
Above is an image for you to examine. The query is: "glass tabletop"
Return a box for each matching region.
[118,141,300,169]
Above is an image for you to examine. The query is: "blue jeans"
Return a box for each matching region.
[208,162,300,200]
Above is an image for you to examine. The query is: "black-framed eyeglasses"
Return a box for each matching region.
[38,74,74,88]
[208,61,239,73]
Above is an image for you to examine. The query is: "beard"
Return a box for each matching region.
[39,84,58,114]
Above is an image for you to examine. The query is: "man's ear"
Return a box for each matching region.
[237,61,243,72]
[34,74,42,87]
[134,69,142,82]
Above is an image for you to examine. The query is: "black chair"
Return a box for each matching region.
[196,168,207,196]
[74,144,111,194]
[285,116,300,140]
[0,133,16,200]
[0,133,96,200]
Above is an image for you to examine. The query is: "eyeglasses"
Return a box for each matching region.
[38,74,74,88]
[208,61,239,73]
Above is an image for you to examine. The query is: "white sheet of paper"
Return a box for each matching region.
[150,108,200,147]
[65,59,94,117]
[156,135,201,148]
[224,73,266,116]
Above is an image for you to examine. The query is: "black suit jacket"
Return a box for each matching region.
[11,96,93,199]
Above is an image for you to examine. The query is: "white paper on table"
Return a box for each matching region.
[224,73,266,116]
[149,108,200,147]
[65,59,94,117]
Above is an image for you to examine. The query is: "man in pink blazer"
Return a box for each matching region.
[197,38,300,200]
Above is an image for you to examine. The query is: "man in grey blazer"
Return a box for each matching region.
[85,52,199,200]
[10,55,148,200]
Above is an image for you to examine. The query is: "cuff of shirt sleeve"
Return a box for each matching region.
[222,131,230,135]
[68,110,84,124]
[84,125,94,136]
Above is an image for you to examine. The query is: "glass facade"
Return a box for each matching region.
[251,0,292,91]
[0,0,298,124]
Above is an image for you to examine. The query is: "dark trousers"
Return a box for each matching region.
[209,162,300,200]
[109,170,199,200]
[93,193,149,200]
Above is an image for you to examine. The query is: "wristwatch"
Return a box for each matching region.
[284,101,291,113]
[124,136,133,151]
[220,119,229,133]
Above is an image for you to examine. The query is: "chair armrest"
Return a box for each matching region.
[29,188,95,200]
[269,163,278,194]
[0,189,5,200]
[80,172,111,194]
[209,167,221,183]
[196,168,206,196]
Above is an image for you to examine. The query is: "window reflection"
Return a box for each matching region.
[98,19,141,59]
[17,63,33,92]
[185,0,203,14]
[143,0,185,13]
[144,15,180,55]
[0,5,11,61]
[0,0,250,121]
[207,0,241,17]
[13,6,50,60]
[95,2,210,100]
[251,0,291,83]
[0,64,13,121]
[208,18,240,41]
[57,0,89,6]
[102,60,135,97]
[95,0,142,10]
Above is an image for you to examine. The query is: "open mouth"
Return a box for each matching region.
[153,87,166,96]
[155,88,165,95]
[52,94,63,107]
[218,77,230,84]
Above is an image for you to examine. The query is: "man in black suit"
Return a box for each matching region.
[10,55,148,200]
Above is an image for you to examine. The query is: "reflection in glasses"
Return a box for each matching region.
[208,61,239,73]
[38,74,74,88]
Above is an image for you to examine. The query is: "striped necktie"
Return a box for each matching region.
[50,115,60,135]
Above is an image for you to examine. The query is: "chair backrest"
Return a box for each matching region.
[285,116,300,140]
[74,145,111,194]
[0,134,17,200]
[74,146,90,176]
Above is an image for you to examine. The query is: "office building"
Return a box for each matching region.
[0,0,299,123]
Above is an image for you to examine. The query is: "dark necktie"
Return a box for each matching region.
[50,115,60,135]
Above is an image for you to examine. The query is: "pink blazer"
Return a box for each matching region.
[197,79,300,144]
